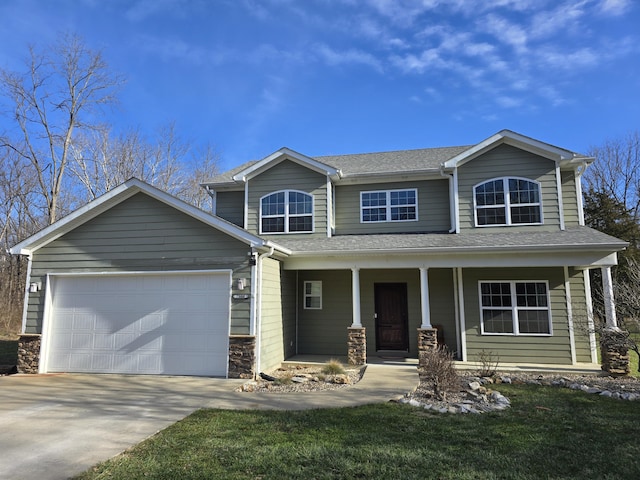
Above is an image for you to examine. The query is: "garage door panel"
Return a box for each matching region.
[46,273,230,376]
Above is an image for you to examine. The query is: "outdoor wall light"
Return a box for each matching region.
[248,252,257,266]
[236,278,246,290]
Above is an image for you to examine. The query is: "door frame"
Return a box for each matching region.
[374,282,409,351]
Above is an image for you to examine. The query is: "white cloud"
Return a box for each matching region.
[315,44,384,72]
[598,0,632,16]
[481,14,529,53]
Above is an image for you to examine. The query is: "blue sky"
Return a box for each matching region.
[0,0,638,172]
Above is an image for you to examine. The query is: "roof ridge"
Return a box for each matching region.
[314,144,472,159]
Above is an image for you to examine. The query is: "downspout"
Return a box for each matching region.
[439,166,457,233]
[255,246,275,376]
[203,185,216,215]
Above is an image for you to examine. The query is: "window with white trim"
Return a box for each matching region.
[361,189,417,223]
[260,190,313,233]
[479,281,551,335]
[304,281,322,309]
[474,177,541,226]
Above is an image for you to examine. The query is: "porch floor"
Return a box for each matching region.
[283,355,602,375]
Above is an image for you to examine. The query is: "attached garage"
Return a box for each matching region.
[42,271,232,377]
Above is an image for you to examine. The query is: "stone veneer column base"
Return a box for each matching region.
[600,330,630,376]
[347,327,366,366]
[17,334,41,374]
[417,328,438,370]
[228,335,256,379]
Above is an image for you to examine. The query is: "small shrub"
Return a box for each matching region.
[275,372,294,385]
[476,350,500,377]
[419,346,459,401]
[322,359,346,375]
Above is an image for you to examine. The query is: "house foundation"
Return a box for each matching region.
[347,327,366,365]
[228,335,256,379]
[17,334,41,374]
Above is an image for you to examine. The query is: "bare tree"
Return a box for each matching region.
[585,131,640,223]
[0,33,124,225]
[68,123,220,208]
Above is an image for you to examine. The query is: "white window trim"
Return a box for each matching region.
[259,189,314,234]
[473,177,543,227]
[478,280,553,336]
[360,188,418,223]
[303,280,322,310]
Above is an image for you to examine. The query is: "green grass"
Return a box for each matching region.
[75,384,640,480]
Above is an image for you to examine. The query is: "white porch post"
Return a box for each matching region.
[601,266,618,329]
[419,267,432,328]
[351,267,362,327]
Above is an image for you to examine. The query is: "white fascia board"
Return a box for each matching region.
[282,250,621,270]
[333,170,442,185]
[232,148,339,182]
[442,130,577,170]
[10,178,287,256]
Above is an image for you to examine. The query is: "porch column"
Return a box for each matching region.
[601,266,618,329]
[419,267,432,328]
[351,267,361,327]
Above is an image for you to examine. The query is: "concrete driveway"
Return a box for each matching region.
[0,365,418,479]
[0,373,245,480]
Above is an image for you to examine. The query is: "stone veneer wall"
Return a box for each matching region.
[17,335,41,374]
[347,327,366,365]
[600,329,631,376]
[417,328,438,369]
[228,335,256,379]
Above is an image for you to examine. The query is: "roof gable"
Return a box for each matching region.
[442,130,591,170]
[231,148,339,183]
[11,178,287,255]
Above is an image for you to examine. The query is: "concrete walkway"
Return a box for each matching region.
[0,364,419,480]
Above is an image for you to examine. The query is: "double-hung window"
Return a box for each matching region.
[474,177,541,226]
[304,281,322,309]
[479,281,552,335]
[260,190,313,233]
[361,189,417,223]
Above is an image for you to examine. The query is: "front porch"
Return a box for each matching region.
[282,354,602,375]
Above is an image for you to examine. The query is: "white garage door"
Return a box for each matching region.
[45,272,230,376]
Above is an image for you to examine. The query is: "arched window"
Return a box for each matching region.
[260,190,313,233]
[474,177,542,226]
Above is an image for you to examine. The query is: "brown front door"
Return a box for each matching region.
[374,283,409,351]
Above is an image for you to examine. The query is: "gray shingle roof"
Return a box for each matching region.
[203,145,471,185]
[271,227,627,256]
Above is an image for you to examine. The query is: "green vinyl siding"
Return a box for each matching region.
[25,193,252,335]
[462,267,573,364]
[259,257,285,372]
[334,179,450,234]
[428,269,458,355]
[246,159,328,237]
[297,268,457,358]
[561,169,581,227]
[568,268,595,362]
[281,270,297,359]
[297,270,352,355]
[457,144,560,233]
[216,190,245,227]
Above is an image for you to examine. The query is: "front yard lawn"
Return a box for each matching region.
[76,384,640,480]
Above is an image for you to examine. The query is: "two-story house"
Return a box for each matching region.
[11,130,627,377]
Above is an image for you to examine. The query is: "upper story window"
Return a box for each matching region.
[260,190,313,233]
[474,177,542,226]
[361,189,418,223]
[479,281,552,335]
